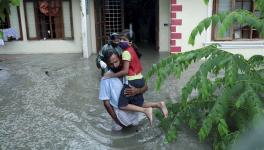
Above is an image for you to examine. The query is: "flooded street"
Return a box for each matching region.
[0,50,210,150]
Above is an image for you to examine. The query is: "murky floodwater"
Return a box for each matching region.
[0,50,211,150]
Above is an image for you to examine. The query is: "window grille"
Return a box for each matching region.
[103,0,123,42]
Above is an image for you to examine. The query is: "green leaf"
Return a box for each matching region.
[188,36,195,45]
[10,0,20,6]
[203,0,209,5]
[235,13,244,24]
[211,15,220,25]
[249,55,264,69]
[188,28,199,45]
[197,22,205,34]
[218,119,229,138]
[0,31,3,39]
[189,118,197,129]
[218,13,235,37]
[203,18,211,29]
[199,118,212,141]
[219,12,228,22]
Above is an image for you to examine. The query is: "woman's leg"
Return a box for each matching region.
[142,101,168,118]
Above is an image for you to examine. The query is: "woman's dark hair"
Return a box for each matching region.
[120,30,142,59]
[120,29,133,42]
[132,44,142,58]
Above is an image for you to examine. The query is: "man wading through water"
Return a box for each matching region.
[97,33,168,129]
[97,33,145,130]
[103,34,168,126]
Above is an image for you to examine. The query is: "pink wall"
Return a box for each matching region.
[170,0,182,53]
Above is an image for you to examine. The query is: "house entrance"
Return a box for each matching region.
[123,0,158,50]
[94,0,158,52]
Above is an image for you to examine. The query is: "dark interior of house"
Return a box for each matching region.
[123,0,156,46]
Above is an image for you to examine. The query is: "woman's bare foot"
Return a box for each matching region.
[144,107,153,126]
[159,101,168,118]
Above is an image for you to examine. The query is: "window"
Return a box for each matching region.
[0,6,23,40]
[212,0,261,41]
[103,0,123,42]
[0,10,10,29]
[24,0,74,40]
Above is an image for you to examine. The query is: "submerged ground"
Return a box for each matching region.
[0,49,210,149]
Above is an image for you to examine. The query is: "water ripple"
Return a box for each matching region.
[0,54,211,150]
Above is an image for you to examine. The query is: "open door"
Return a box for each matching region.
[94,0,104,52]
[94,0,124,52]
[155,0,159,51]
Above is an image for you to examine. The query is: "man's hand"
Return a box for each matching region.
[103,71,114,78]
[124,85,139,97]
[125,83,148,97]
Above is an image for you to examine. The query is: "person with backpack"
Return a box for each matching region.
[96,33,123,76]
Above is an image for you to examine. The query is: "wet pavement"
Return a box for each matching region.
[0,48,210,150]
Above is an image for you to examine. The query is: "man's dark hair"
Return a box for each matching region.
[103,48,119,63]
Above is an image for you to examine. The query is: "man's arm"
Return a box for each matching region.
[124,82,148,97]
[104,60,129,78]
[103,100,125,127]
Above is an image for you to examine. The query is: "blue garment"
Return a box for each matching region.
[99,77,123,108]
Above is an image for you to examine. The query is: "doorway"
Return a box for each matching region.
[123,0,158,50]
[94,0,159,52]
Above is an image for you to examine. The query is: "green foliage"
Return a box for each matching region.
[202,0,264,17]
[0,31,3,39]
[150,1,264,149]
[189,9,264,45]
[0,0,20,20]
[10,0,20,6]
[255,0,264,18]
[148,45,264,149]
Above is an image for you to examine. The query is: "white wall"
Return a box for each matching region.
[213,43,264,60]
[89,0,97,54]
[159,0,170,52]
[221,48,264,59]
[0,0,82,54]
[177,0,207,52]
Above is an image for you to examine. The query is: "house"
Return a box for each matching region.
[0,0,84,55]
[0,0,263,59]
